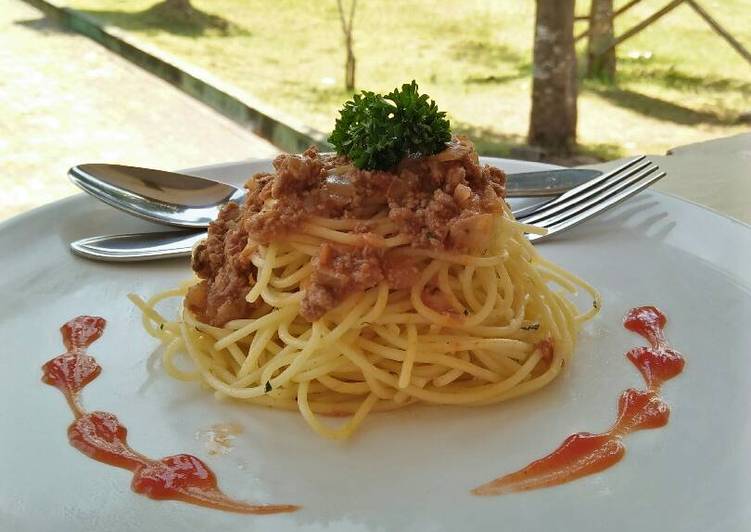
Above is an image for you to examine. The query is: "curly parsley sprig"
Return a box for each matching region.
[328,81,451,170]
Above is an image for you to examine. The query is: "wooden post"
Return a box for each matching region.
[579,0,750,77]
[685,0,751,66]
[586,0,616,80]
[575,0,645,43]
[614,0,646,18]
[600,0,685,55]
[528,0,578,156]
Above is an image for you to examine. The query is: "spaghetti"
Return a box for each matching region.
[131,149,599,439]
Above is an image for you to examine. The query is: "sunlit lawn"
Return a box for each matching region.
[66,0,751,159]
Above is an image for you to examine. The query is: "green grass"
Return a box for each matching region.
[66,0,751,160]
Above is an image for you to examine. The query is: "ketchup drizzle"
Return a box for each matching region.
[473,305,683,495]
[42,316,298,515]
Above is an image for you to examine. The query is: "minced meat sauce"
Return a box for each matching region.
[186,137,507,326]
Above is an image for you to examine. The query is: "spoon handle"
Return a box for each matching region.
[70,231,203,262]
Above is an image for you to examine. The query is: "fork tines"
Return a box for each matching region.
[518,156,666,242]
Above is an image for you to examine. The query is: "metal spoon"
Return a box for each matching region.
[68,164,244,229]
[68,163,602,230]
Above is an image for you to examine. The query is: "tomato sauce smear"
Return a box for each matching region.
[473,305,684,495]
[42,315,298,515]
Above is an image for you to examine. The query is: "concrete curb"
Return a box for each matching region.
[22,0,330,153]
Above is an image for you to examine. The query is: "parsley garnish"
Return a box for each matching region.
[328,81,451,170]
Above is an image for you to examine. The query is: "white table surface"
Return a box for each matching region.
[589,132,751,224]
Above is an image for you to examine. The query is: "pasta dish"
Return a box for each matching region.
[131,83,599,440]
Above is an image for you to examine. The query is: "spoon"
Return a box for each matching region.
[68,164,244,229]
[68,163,602,230]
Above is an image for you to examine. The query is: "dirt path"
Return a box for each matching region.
[0,0,278,221]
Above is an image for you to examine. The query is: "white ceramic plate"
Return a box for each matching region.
[1,158,750,532]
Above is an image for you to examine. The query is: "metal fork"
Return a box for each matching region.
[514,156,665,242]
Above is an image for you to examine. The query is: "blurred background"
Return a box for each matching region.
[1,0,749,220]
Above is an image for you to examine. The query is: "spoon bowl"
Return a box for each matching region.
[68,164,245,229]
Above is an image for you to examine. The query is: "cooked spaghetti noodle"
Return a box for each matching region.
[131,137,599,439]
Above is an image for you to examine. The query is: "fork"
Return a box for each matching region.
[514,156,665,242]
[69,157,664,261]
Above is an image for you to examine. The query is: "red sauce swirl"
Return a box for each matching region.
[473,305,683,495]
[42,316,298,515]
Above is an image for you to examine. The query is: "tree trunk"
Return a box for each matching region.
[337,0,357,91]
[586,0,616,79]
[528,0,578,156]
[162,0,194,13]
[345,37,356,91]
